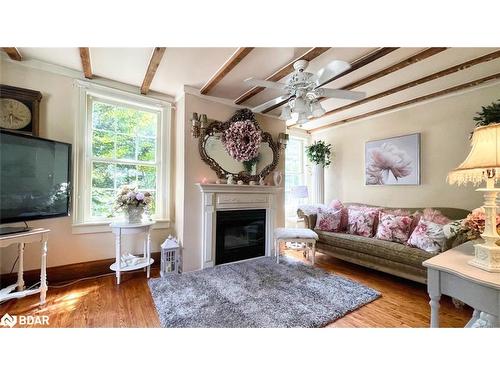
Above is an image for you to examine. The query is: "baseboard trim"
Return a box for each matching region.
[0,253,160,287]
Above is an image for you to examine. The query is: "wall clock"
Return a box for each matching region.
[0,84,42,136]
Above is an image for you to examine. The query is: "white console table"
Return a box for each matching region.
[423,241,500,328]
[0,228,49,305]
[109,221,155,285]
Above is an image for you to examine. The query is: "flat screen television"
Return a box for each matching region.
[0,129,71,234]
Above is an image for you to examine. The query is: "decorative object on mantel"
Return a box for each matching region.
[448,121,500,272]
[160,235,181,277]
[249,180,256,186]
[277,132,289,150]
[0,84,42,136]
[237,180,244,185]
[365,133,420,186]
[226,174,235,184]
[273,171,283,186]
[113,185,153,224]
[306,140,332,204]
[259,176,265,185]
[194,108,280,184]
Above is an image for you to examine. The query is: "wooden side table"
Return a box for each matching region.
[423,241,500,328]
[0,228,49,305]
[109,221,155,285]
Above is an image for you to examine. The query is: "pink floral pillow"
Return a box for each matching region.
[347,207,379,237]
[329,199,348,231]
[315,208,343,232]
[375,212,413,244]
[408,218,446,252]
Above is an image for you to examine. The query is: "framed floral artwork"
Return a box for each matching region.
[365,133,421,185]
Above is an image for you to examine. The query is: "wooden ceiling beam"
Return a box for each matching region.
[234,47,330,105]
[312,49,500,122]
[200,47,254,95]
[141,47,166,95]
[78,47,93,79]
[2,47,22,61]
[261,47,399,114]
[311,72,500,133]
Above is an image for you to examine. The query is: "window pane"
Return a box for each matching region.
[92,102,116,131]
[115,164,137,188]
[136,113,157,137]
[115,134,136,160]
[138,137,155,162]
[91,188,115,218]
[137,165,156,190]
[92,162,114,189]
[147,192,156,215]
[92,130,114,158]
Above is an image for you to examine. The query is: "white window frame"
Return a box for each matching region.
[285,133,311,219]
[72,80,172,234]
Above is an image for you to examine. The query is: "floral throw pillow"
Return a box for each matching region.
[375,212,413,244]
[315,208,343,232]
[347,207,379,237]
[408,218,446,252]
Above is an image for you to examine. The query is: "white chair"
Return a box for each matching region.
[274,227,318,265]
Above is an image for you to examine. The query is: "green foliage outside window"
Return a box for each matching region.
[90,100,159,218]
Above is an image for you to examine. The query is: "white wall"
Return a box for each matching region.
[176,92,286,272]
[312,83,500,211]
[0,62,173,273]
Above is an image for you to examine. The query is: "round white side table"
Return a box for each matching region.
[109,221,156,285]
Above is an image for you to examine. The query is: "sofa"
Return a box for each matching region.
[297,203,470,284]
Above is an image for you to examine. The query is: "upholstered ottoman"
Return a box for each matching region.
[274,228,318,265]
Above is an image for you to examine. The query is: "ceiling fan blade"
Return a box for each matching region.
[251,95,291,113]
[316,88,366,101]
[315,60,351,86]
[244,77,287,91]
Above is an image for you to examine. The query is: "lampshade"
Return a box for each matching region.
[310,100,326,117]
[448,123,500,186]
[292,97,307,114]
[280,106,292,121]
[291,185,308,199]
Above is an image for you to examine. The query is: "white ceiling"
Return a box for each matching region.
[2,47,499,131]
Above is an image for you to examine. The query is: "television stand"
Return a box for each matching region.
[0,226,32,235]
[0,228,49,306]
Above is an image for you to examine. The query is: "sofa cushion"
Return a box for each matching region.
[347,206,379,237]
[375,212,413,244]
[316,230,437,267]
[315,207,343,232]
[408,218,446,252]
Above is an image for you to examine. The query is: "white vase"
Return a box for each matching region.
[126,206,144,224]
[312,164,325,204]
[273,171,283,186]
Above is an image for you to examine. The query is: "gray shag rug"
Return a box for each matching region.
[148,256,380,328]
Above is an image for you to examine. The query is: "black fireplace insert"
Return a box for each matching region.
[215,209,266,265]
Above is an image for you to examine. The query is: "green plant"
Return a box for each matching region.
[306,140,332,167]
[242,154,260,173]
[473,100,500,127]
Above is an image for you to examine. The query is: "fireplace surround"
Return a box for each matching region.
[196,183,282,268]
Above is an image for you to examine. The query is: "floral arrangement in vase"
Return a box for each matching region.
[221,120,262,162]
[114,185,153,223]
[445,207,500,242]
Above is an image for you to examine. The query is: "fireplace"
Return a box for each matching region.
[215,209,266,265]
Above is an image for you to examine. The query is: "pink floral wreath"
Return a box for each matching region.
[221,120,262,162]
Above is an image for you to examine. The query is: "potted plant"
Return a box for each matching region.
[305,141,332,204]
[473,100,500,127]
[113,185,153,223]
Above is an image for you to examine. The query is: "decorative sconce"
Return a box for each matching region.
[191,113,210,138]
[277,132,289,150]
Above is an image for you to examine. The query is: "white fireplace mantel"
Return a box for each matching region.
[196,183,283,268]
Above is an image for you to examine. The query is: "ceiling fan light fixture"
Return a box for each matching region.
[310,100,326,117]
[292,97,307,114]
[297,112,309,125]
[279,106,292,121]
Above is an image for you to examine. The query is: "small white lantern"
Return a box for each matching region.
[160,235,180,277]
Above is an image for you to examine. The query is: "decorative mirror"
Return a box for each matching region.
[198,109,280,183]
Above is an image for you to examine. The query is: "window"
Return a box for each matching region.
[74,81,171,229]
[285,136,309,219]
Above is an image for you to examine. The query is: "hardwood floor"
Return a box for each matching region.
[0,250,471,328]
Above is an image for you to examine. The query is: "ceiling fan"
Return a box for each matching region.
[244,59,366,125]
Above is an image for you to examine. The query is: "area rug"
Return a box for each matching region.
[148,256,380,328]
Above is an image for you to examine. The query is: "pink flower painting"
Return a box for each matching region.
[365,134,420,185]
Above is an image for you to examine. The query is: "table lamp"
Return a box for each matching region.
[448,123,500,272]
